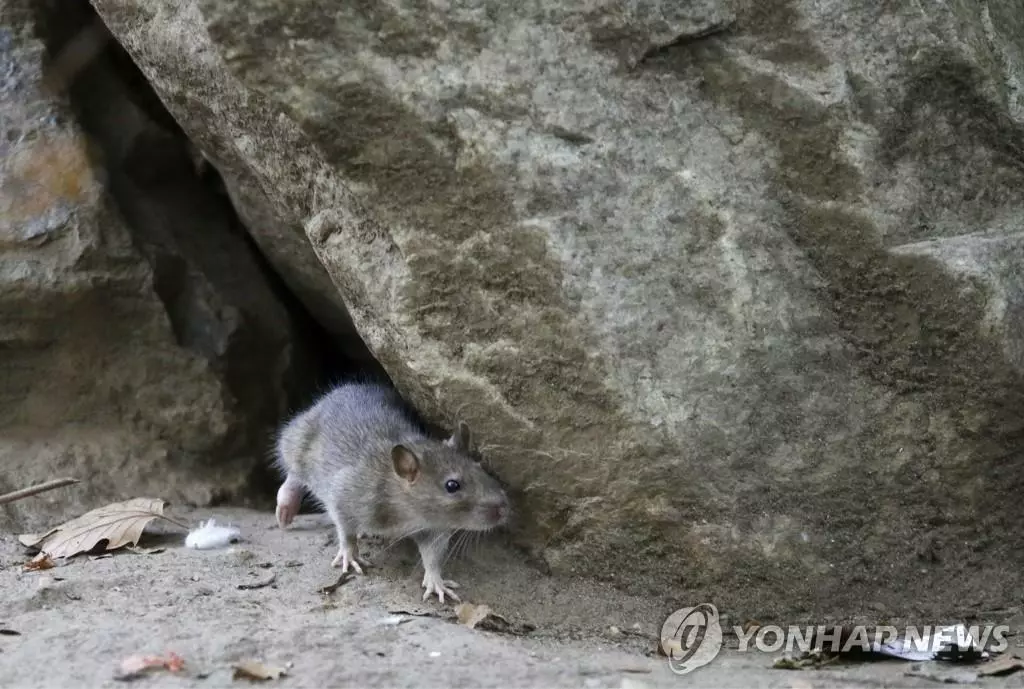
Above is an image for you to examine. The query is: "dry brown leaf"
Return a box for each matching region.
[318,572,352,595]
[20,498,168,559]
[118,655,157,677]
[129,546,166,555]
[979,653,1024,677]
[164,653,185,672]
[238,572,276,590]
[456,602,492,629]
[116,652,184,680]
[454,603,535,635]
[23,553,54,571]
[18,529,57,548]
[232,660,287,681]
[387,608,440,618]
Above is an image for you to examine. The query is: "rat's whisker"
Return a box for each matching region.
[464,532,481,560]
[445,530,471,567]
[374,526,430,556]
[442,531,461,567]
[434,529,453,550]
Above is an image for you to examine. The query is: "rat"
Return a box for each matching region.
[273,380,510,603]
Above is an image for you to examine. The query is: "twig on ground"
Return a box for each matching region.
[0,478,80,506]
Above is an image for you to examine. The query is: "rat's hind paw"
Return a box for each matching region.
[422,573,460,603]
[331,549,370,574]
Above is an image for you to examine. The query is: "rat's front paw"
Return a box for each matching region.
[422,572,460,603]
[331,549,371,574]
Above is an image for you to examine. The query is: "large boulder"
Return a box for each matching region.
[88,0,1024,622]
[0,0,321,532]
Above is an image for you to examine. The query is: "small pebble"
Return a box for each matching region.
[429,652,441,658]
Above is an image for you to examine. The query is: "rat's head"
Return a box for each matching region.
[390,421,510,532]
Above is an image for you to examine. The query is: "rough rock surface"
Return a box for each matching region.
[0,0,314,531]
[89,0,1024,622]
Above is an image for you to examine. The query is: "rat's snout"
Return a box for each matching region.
[484,496,510,526]
[488,504,504,524]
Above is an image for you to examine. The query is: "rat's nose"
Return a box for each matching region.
[486,502,507,524]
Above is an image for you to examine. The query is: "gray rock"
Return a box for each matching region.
[0,0,316,531]
[89,0,1024,621]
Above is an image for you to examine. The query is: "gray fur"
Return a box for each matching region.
[273,380,509,600]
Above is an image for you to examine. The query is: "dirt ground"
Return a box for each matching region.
[1,506,1020,688]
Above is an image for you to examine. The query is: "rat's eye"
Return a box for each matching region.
[444,479,461,494]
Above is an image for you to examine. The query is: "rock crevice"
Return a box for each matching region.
[13,0,1024,621]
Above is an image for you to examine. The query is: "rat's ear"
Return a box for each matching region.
[445,421,472,453]
[391,444,420,483]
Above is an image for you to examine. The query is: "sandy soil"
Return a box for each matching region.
[0,506,1017,688]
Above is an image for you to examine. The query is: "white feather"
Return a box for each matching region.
[185,519,241,549]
